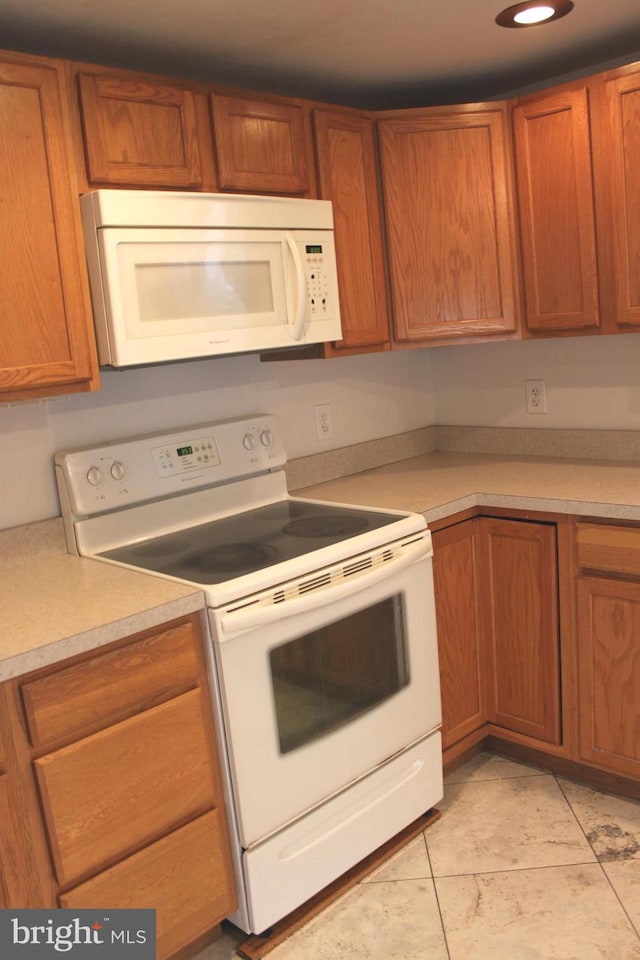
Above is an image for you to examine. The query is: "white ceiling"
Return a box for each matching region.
[2,0,640,107]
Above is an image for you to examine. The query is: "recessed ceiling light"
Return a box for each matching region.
[495,1,574,29]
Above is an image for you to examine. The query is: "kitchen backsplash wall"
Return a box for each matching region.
[4,330,640,535]
[0,349,435,532]
[432,333,640,430]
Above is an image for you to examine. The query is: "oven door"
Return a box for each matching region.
[209,535,441,848]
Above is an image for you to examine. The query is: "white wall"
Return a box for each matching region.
[0,349,435,531]
[432,333,640,429]
[7,330,640,535]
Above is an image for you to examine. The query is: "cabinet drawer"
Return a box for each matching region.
[59,810,235,960]
[21,620,199,748]
[35,689,216,887]
[576,523,640,576]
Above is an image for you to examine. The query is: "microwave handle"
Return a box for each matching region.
[285,232,306,341]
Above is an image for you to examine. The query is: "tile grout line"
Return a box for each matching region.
[422,828,453,960]
[554,773,640,945]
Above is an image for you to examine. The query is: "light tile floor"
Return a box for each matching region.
[197,752,640,959]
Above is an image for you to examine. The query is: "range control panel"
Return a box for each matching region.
[55,415,285,517]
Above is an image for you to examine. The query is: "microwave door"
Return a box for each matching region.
[95,228,301,366]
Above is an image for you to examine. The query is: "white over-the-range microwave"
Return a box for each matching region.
[80,190,343,367]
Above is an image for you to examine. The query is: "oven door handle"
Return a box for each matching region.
[217,537,431,636]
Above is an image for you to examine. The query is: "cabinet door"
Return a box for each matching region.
[432,520,486,748]
[212,93,311,194]
[591,65,640,332]
[377,104,519,342]
[479,518,561,744]
[313,110,389,353]
[60,810,235,960]
[513,87,600,334]
[0,775,32,907]
[0,56,98,400]
[577,576,640,779]
[77,72,204,188]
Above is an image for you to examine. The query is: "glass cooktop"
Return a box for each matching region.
[99,499,401,584]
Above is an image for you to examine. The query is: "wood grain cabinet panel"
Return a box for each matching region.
[590,64,640,332]
[479,518,561,745]
[577,576,640,779]
[34,689,216,887]
[78,72,204,188]
[313,109,390,353]
[21,620,199,748]
[432,520,486,748]
[0,775,33,908]
[212,93,311,194]
[512,86,600,334]
[60,810,235,960]
[0,55,98,400]
[576,522,640,578]
[377,104,519,343]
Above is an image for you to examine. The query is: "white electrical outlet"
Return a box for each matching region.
[314,403,333,440]
[525,379,547,414]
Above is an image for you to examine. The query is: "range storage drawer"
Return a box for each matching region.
[21,620,199,748]
[59,810,235,960]
[576,522,640,577]
[34,689,216,887]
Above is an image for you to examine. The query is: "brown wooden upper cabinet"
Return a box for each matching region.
[77,71,205,188]
[377,103,520,343]
[211,93,312,194]
[590,63,640,333]
[0,53,99,401]
[512,85,600,336]
[312,109,390,354]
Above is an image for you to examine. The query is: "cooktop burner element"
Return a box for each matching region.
[282,514,368,538]
[98,499,400,585]
[182,543,280,575]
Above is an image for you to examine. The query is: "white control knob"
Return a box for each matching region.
[86,466,102,486]
[110,460,126,481]
[260,429,274,447]
[242,434,255,451]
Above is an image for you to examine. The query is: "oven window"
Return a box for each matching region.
[269,595,409,754]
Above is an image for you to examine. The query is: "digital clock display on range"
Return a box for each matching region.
[306,244,323,254]
[176,445,193,457]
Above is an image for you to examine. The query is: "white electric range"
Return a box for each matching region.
[55,415,442,935]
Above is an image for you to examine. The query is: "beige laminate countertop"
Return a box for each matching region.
[4,449,640,681]
[293,450,640,523]
[0,519,204,681]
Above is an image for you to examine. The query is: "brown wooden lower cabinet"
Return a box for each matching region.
[1,614,236,959]
[434,512,640,795]
[432,514,561,753]
[479,517,561,744]
[0,774,33,908]
[432,519,485,748]
[60,810,235,960]
[575,522,640,780]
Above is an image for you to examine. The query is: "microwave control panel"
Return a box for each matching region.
[304,244,331,317]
